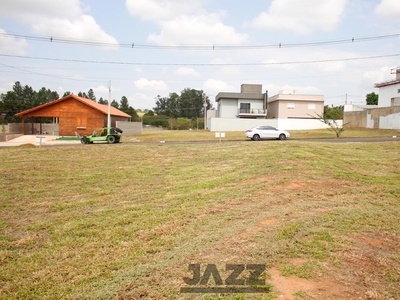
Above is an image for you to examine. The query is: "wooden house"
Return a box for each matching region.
[15,94,131,136]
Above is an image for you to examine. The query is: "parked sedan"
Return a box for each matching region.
[245,125,290,141]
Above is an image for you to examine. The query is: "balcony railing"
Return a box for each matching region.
[238,108,266,114]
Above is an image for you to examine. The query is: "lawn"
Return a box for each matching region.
[1,135,399,299]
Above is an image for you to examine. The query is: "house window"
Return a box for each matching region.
[240,103,250,113]
[308,103,316,109]
[287,103,295,109]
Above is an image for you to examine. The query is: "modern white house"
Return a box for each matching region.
[215,84,267,119]
[374,67,400,107]
[208,84,332,132]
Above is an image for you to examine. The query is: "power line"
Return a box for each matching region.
[1,53,399,67]
[1,31,400,50]
[0,62,105,83]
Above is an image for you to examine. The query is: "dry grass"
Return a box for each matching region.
[0,133,399,299]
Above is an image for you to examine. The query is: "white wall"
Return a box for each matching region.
[219,99,238,118]
[209,118,278,131]
[379,112,400,129]
[208,118,342,131]
[277,119,343,130]
[378,84,400,107]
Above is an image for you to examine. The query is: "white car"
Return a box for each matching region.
[245,125,290,141]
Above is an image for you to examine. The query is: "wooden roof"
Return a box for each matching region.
[15,94,131,118]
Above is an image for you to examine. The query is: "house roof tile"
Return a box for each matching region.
[16,94,131,118]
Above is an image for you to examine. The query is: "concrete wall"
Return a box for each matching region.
[115,121,142,136]
[208,118,342,131]
[8,123,60,135]
[241,84,262,93]
[218,99,238,118]
[344,106,400,129]
[0,133,22,142]
[209,118,278,131]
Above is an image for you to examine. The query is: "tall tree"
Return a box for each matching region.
[111,100,119,109]
[119,96,129,112]
[153,89,211,118]
[0,82,36,122]
[87,89,96,102]
[126,106,140,121]
[78,91,88,98]
[98,97,107,105]
[366,92,378,105]
[36,87,59,106]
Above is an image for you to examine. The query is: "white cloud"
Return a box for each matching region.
[126,0,248,45]
[175,67,201,77]
[248,0,347,34]
[134,78,169,91]
[0,0,84,21]
[0,0,118,47]
[125,0,206,21]
[148,14,248,45]
[375,0,400,17]
[0,29,28,55]
[203,79,235,95]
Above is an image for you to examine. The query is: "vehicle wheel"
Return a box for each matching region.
[81,136,87,144]
[279,134,286,140]
[253,134,260,141]
[107,135,116,144]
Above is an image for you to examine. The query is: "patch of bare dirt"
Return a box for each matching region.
[332,232,400,299]
[268,267,348,300]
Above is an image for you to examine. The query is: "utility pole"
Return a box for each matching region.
[203,93,207,130]
[107,80,111,127]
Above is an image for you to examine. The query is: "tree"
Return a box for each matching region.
[87,89,96,102]
[0,82,58,123]
[98,97,107,105]
[111,100,119,108]
[36,87,59,106]
[312,112,348,138]
[126,106,140,121]
[119,96,129,112]
[63,91,71,97]
[366,92,378,105]
[153,89,212,119]
[324,105,343,120]
[0,82,36,123]
[145,110,154,116]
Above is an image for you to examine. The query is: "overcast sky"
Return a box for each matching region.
[0,0,399,109]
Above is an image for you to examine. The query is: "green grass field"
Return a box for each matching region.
[1,129,399,299]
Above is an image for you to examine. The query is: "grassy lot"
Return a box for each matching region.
[1,133,399,299]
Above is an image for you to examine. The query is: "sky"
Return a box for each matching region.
[0,0,399,110]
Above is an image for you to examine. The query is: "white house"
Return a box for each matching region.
[215,84,267,119]
[374,67,400,107]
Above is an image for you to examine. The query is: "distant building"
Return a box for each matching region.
[215,84,324,119]
[209,84,331,131]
